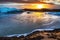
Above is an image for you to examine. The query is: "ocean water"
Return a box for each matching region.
[0,11,60,37]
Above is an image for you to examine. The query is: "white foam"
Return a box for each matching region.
[6,29,54,37]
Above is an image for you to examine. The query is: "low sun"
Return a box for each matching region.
[31,4,45,9]
[37,4,43,9]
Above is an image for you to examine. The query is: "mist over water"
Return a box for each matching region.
[0,12,60,36]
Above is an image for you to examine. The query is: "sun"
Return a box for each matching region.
[31,4,45,9]
[36,4,44,9]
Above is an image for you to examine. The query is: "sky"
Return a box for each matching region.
[0,0,40,3]
[0,0,60,5]
[0,0,60,9]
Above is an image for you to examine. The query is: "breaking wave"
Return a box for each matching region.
[15,12,59,26]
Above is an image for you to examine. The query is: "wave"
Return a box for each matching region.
[15,11,60,26]
[5,29,54,37]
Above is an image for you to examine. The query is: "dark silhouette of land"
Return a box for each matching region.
[1,9,60,14]
[23,9,60,12]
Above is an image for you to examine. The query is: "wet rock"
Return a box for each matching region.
[0,29,60,40]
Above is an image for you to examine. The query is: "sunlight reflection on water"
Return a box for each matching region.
[0,11,60,37]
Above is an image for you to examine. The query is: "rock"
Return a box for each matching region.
[1,29,60,40]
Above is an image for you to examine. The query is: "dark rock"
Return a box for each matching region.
[0,29,60,40]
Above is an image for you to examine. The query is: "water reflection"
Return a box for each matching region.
[0,11,60,36]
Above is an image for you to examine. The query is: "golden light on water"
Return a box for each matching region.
[16,11,55,25]
[31,12,45,18]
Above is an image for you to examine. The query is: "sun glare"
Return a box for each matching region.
[37,5,43,9]
[21,3,53,9]
[31,4,46,9]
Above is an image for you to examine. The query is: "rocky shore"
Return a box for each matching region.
[0,29,60,40]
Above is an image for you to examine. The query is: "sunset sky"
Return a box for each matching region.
[0,0,60,5]
[0,0,40,3]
